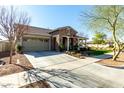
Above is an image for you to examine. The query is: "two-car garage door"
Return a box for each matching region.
[22,37,49,51]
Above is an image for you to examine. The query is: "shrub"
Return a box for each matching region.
[89,49,112,56]
[73,43,78,51]
[80,47,87,51]
[16,45,23,53]
[59,44,64,52]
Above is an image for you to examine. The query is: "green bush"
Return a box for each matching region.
[59,44,64,52]
[89,49,112,56]
[16,45,23,53]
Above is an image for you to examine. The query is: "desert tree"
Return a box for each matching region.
[0,6,30,64]
[92,32,106,49]
[92,32,106,44]
[81,6,124,61]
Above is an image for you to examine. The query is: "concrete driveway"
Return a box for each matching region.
[24,51,79,68]
[23,51,124,88]
[1,51,124,88]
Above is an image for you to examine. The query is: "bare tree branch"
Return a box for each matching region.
[0,6,30,64]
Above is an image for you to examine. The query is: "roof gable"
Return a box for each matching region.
[49,26,78,34]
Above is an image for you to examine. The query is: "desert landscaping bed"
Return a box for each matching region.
[96,52,124,67]
[20,80,50,88]
[65,49,112,59]
[0,52,34,76]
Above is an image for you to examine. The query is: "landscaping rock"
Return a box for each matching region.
[79,56,85,59]
[65,51,69,54]
[70,52,76,55]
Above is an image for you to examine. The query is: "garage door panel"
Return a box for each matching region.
[23,37,49,51]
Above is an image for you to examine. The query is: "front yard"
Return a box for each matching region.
[86,49,112,56]
[0,52,51,88]
[65,47,124,68]
[0,52,33,76]
[0,50,124,88]
[65,48,112,59]
[97,52,124,67]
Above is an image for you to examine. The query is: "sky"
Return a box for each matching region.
[20,5,94,40]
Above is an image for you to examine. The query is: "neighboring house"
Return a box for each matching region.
[87,43,110,49]
[0,25,88,52]
[87,41,113,49]
[0,36,10,52]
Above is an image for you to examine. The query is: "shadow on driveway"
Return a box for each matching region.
[14,64,116,88]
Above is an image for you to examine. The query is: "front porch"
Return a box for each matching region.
[61,36,76,51]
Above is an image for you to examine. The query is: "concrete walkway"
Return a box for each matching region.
[0,51,124,88]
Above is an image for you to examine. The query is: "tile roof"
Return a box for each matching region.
[49,26,78,33]
[18,24,79,37]
[24,25,53,36]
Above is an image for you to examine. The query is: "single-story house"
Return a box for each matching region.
[0,25,88,52]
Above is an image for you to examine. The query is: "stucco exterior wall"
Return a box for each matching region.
[51,34,60,51]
